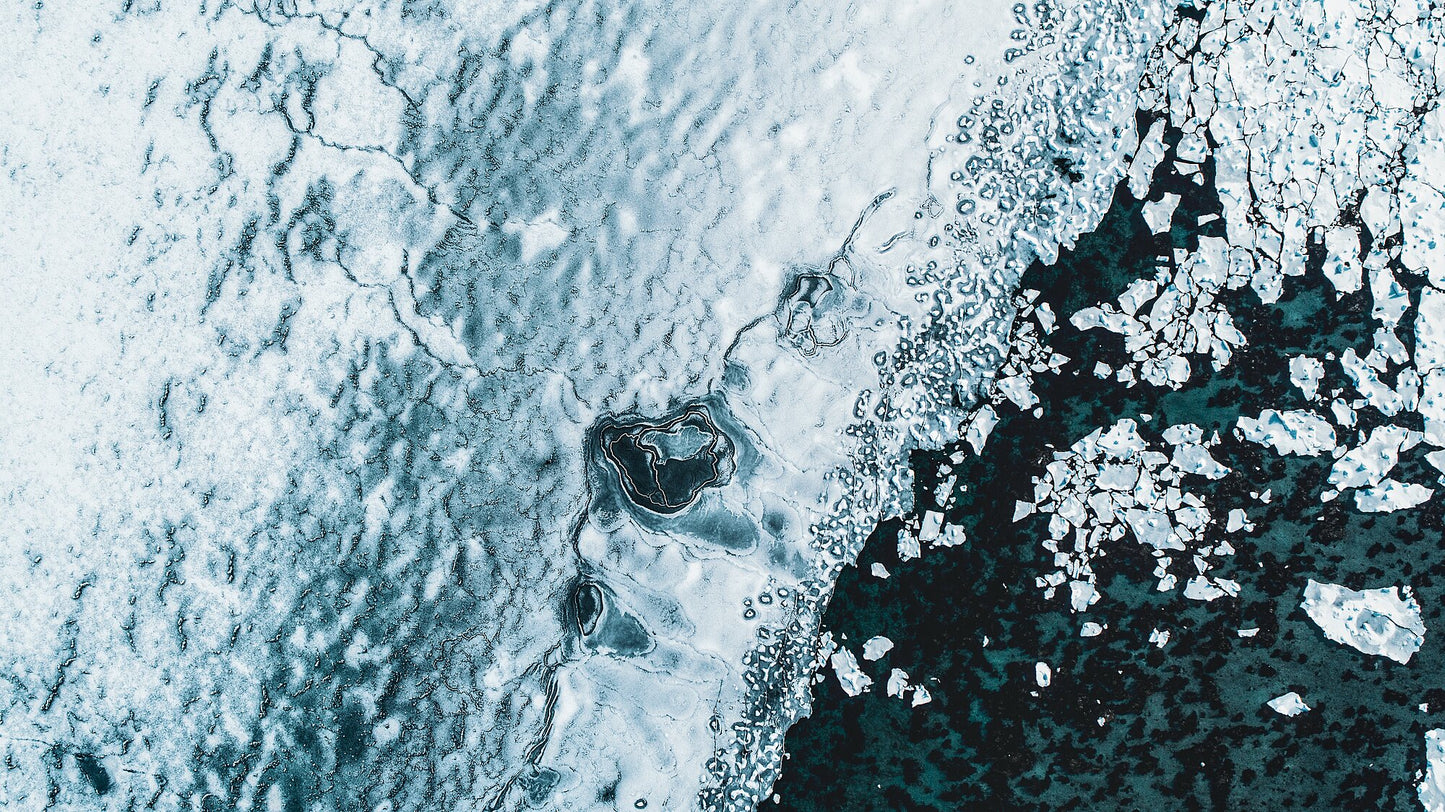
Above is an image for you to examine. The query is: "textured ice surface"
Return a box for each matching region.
[0,0,1171,808]
[1302,580,1426,664]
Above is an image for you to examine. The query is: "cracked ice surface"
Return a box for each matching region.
[0,0,1168,810]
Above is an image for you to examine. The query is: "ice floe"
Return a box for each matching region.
[830,644,874,696]
[1421,729,1445,811]
[1267,692,1311,717]
[1301,580,1425,664]
[862,636,895,662]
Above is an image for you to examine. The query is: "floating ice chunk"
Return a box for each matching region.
[1342,348,1405,416]
[910,685,933,707]
[897,531,922,562]
[1162,423,1204,445]
[871,562,891,579]
[997,375,1039,410]
[1428,451,1445,484]
[830,646,873,696]
[1329,425,1413,490]
[1149,628,1170,647]
[1184,575,1227,601]
[965,404,999,455]
[1128,118,1168,199]
[1225,508,1253,533]
[1290,356,1325,401]
[1035,662,1052,687]
[1098,463,1141,491]
[1419,288,1445,375]
[1268,692,1311,717]
[1424,371,1445,446]
[1069,580,1100,612]
[1420,729,1445,811]
[1332,398,1358,428]
[919,511,943,542]
[1236,409,1337,456]
[1323,227,1363,296]
[1099,419,1147,459]
[1126,508,1182,550]
[1355,480,1434,513]
[1013,500,1036,522]
[933,523,967,548]
[1142,193,1181,235]
[1238,627,1259,637]
[1172,443,1230,479]
[862,636,894,662]
[1301,580,1425,664]
[886,668,911,698]
[1081,622,1105,638]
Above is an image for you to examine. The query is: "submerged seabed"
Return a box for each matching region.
[0,1,1162,810]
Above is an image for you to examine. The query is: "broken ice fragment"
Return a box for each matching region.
[1267,692,1311,717]
[1301,580,1425,664]
[1329,425,1414,490]
[1069,580,1100,612]
[1290,356,1325,400]
[830,646,873,696]
[1236,409,1336,456]
[1142,193,1181,235]
[1126,508,1182,550]
[1420,729,1445,812]
[1081,621,1104,638]
[1354,479,1434,513]
[965,405,999,454]
[886,668,910,698]
[897,531,921,562]
[932,523,967,548]
[919,510,943,542]
[870,562,891,579]
[861,636,894,661]
[1225,508,1253,533]
[1034,662,1052,687]
[910,685,932,707]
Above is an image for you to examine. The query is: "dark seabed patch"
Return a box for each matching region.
[765,121,1445,810]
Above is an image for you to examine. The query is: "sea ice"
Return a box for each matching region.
[862,636,895,661]
[830,646,874,696]
[1268,692,1311,717]
[1301,580,1425,664]
[1421,729,1445,811]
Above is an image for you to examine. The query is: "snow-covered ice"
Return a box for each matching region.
[1301,580,1425,664]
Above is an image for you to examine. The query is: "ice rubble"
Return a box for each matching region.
[987,0,1445,635]
[1125,0,1445,520]
[1301,580,1425,664]
[1016,418,1234,606]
